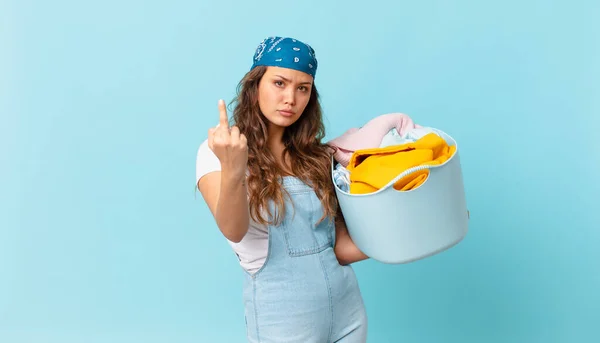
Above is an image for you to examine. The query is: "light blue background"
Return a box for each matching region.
[2,0,599,342]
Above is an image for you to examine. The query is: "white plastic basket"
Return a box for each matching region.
[333,128,469,264]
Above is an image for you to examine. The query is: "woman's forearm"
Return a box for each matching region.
[334,210,369,265]
[215,170,250,243]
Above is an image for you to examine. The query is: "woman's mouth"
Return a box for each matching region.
[278,110,295,117]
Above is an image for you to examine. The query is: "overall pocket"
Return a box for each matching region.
[279,189,333,257]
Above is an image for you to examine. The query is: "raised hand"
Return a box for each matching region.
[207,99,248,178]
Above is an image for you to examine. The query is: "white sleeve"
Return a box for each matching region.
[196,139,222,185]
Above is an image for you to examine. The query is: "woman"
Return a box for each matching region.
[196,36,369,343]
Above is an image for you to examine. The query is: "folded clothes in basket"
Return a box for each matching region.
[346,132,456,194]
[333,163,352,192]
[327,113,421,168]
[332,127,437,192]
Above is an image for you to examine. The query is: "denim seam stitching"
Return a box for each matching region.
[253,278,260,342]
[288,244,329,256]
[318,252,334,342]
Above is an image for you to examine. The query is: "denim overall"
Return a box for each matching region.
[242,177,368,343]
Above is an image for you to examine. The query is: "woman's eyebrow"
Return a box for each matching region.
[274,75,312,85]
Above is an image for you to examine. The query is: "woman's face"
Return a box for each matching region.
[257,66,313,130]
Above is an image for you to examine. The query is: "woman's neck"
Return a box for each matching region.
[267,124,285,154]
[267,123,284,145]
[267,126,292,176]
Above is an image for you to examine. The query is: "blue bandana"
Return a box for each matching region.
[251,36,318,78]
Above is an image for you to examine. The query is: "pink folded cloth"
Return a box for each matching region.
[327,113,420,167]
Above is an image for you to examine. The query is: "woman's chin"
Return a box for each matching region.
[267,114,299,128]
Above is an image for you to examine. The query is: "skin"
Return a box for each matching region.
[197,66,368,265]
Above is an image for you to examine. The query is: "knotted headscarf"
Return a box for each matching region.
[251,36,318,78]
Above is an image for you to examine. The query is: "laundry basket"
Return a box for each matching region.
[333,128,469,264]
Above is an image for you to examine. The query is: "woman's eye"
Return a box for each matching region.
[275,81,284,87]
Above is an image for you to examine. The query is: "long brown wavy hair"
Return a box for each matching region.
[230,66,337,226]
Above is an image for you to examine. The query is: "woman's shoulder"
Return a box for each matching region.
[196,139,216,159]
[196,139,221,183]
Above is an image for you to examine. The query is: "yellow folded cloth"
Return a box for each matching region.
[346,133,456,194]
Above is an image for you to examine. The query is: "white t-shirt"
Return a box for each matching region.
[195,139,268,274]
